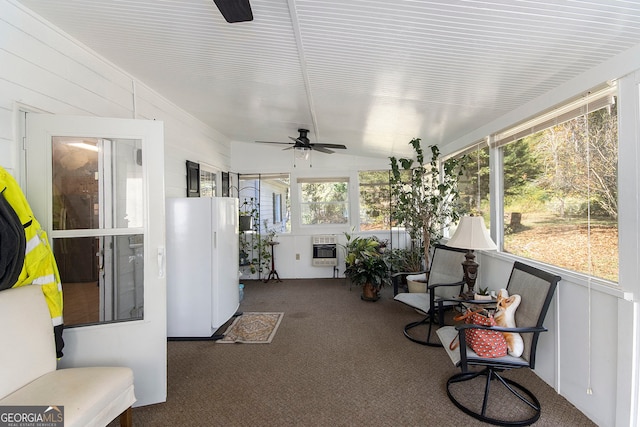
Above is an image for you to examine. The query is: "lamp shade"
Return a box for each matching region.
[447,216,497,250]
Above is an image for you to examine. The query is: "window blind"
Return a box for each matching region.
[444,139,488,161]
[297,177,349,184]
[490,85,616,149]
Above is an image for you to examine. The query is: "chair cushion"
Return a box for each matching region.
[406,273,427,282]
[394,292,460,313]
[0,367,135,427]
[0,285,57,399]
[394,292,430,312]
[436,326,529,368]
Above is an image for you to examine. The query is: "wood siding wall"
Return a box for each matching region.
[1,0,231,196]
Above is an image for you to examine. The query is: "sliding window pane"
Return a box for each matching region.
[359,170,389,231]
[502,105,618,282]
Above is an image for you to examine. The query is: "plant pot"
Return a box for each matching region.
[407,279,428,293]
[406,272,429,293]
[361,282,380,302]
[474,293,493,301]
[239,250,250,266]
[239,215,253,232]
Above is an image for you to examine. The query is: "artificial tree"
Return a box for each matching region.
[389,138,465,267]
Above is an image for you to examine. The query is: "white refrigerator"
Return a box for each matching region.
[166,197,239,338]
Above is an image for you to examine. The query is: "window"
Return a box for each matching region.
[358,170,390,231]
[447,142,491,236]
[199,166,217,197]
[495,87,618,282]
[298,177,349,225]
[239,173,290,233]
[456,142,490,218]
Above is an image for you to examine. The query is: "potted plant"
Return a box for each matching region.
[389,138,465,268]
[343,233,391,301]
[388,246,428,292]
[240,219,277,276]
[239,197,258,232]
[474,287,493,301]
[388,246,424,274]
[239,197,261,274]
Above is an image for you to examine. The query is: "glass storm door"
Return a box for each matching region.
[25,114,166,406]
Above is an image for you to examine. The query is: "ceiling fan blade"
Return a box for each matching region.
[258,131,346,155]
[213,0,253,23]
[288,136,306,145]
[314,143,347,150]
[311,146,334,154]
[255,141,294,146]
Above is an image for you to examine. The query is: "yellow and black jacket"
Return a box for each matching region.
[0,166,64,357]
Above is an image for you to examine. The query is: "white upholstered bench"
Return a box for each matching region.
[0,285,135,427]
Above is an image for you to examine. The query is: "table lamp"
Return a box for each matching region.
[446,216,497,296]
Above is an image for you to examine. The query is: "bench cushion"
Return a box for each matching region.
[436,326,529,368]
[0,285,57,399]
[0,366,135,427]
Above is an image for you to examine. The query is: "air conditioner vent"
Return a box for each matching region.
[312,235,337,267]
[313,235,336,245]
[312,258,337,267]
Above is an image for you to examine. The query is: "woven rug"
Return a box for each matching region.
[218,312,284,344]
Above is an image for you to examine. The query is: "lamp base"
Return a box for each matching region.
[461,250,478,295]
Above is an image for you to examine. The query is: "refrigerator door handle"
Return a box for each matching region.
[213,231,217,248]
[157,246,165,278]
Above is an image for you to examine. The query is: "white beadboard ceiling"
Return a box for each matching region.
[16,0,640,159]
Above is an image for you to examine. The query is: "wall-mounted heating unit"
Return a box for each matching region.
[312,235,337,267]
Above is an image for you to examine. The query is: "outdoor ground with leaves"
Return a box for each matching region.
[504,215,618,282]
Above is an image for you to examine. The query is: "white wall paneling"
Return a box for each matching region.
[4,0,640,424]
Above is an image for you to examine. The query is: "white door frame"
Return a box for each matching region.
[24,113,167,407]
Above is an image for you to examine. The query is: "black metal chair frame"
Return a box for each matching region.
[443,261,561,426]
[393,244,467,347]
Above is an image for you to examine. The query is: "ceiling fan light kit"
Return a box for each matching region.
[294,146,311,160]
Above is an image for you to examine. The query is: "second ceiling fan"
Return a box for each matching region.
[256,129,347,154]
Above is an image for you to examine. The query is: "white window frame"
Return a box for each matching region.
[488,85,618,283]
[297,177,350,227]
[198,163,219,197]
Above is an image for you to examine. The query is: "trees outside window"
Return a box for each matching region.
[358,170,390,231]
[455,143,491,219]
[501,103,618,282]
[298,178,349,225]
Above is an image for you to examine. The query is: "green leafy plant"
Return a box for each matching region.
[239,197,259,271]
[241,220,277,275]
[342,232,391,290]
[255,222,277,274]
[389,138,465,267]
[387,246,424,273]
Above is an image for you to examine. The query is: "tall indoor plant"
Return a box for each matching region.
[389,138,465,267]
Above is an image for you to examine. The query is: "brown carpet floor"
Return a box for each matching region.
[115,278,595,426]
